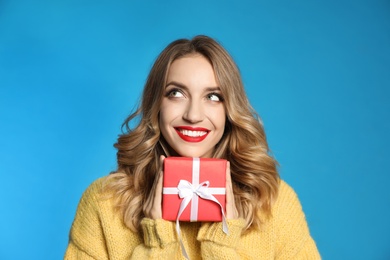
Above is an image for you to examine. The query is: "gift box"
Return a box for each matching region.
[162,157,227,222]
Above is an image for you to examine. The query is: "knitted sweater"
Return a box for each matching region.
[65,177,320,259]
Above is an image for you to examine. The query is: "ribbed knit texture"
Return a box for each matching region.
[65,177,321,259]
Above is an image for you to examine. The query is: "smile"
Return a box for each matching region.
[175,127,209,142]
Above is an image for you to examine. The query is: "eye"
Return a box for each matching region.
[207,93,224,102]
[166,89,184,98]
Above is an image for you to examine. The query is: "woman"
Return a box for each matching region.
[65,35,320,259]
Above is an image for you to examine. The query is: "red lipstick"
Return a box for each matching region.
[175,126,209,142]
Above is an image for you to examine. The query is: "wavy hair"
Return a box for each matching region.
[105,35,279,233]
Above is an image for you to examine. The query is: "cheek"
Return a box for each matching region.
[160,101,182,122]
[159,111,170,143]
[159,101,169,123]
[213,107,226,130]
[159,108,168,131]
[159,103,178,136]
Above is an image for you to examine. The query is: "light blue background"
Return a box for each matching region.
[1,0,389,259]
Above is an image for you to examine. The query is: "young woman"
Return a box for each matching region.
[65,35,320,259]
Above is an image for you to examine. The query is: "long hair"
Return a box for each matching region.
[105,35,279,233]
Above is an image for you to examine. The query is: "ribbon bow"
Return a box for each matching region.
[175,179,228,259]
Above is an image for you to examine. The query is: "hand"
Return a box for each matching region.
[143,155,165,219]
[226,161,239,219]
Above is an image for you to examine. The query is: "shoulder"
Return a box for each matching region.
[274,180,302,211]
[72,176,110,219]
[272,181,308,234]
[67,176,112,258]
[69,175,130,240]
[271,179,309,230]
[68,176,138,259]
[271,180,321,258]
[79,177,107,201]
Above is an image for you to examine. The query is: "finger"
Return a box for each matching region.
[143,156,165,219]
[155,155,165,196]
[153,157,164,206]
[225,161,238,219]
[150,156,165,219]
[226,161,231,197]
[159,155,166,171]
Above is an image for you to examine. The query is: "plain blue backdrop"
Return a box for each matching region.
[1,0,389,259]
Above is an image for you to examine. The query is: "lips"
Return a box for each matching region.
[175,126,210,142]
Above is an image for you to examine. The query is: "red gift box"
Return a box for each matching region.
[162,157,227,222]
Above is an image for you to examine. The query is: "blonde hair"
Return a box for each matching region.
[105,35,279,233]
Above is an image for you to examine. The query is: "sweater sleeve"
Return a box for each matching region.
[64,178,184,259]
[197,218,246,259]
[64,179,109,260]
[274,181,321,259]
[130,218,185,259]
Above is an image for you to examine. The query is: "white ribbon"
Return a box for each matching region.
[176,180,228,233]
[163,158,228,259]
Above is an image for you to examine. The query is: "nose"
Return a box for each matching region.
[183,100,204,123]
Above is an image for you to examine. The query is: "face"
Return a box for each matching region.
[159,54,226,158]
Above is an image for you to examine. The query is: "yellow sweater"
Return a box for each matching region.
[65,177,320,259]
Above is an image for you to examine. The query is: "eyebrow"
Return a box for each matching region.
[165,81,221,92]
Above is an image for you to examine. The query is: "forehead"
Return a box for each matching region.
[167,54,218,87]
